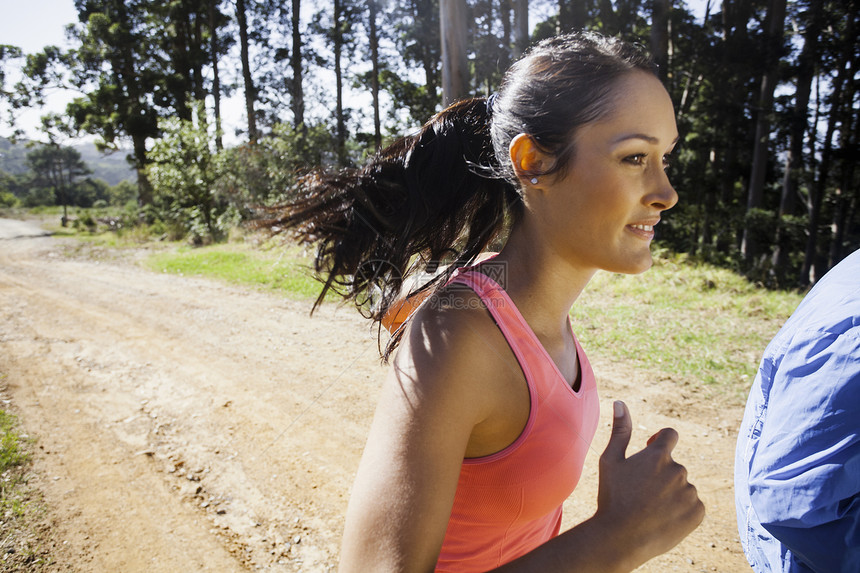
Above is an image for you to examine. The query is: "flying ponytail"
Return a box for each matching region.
[261,32,657,358]
[260,97,522,348]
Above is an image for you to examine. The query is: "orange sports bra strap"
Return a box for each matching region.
[447,269,544,380]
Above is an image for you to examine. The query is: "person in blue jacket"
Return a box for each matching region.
[735,248,860,573]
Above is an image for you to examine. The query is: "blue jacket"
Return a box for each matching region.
[735,249,860,572]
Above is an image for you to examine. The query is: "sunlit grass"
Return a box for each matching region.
[132,238,805,405]
[143,242,332,301]
[571,249,804,402]
[0,408,33,520]
[0,410,29,474]
[0,406,54,570]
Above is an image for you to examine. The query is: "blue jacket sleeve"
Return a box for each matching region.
[748,327,860,572]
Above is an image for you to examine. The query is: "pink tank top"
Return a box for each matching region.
[435,269,600,572]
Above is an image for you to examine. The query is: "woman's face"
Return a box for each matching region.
[528,71,679,275]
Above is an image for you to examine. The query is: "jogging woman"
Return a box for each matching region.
[266,31,704,573]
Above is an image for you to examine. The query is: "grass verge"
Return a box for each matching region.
[571,249,803,402]
[140,240,804,405]
[0,401,56,571]
[143,241,332,301]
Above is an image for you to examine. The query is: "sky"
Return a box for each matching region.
[1,0,81,139]
[1,0,714,143]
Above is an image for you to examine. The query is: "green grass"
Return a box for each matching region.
[0,410,29,476]
[0,407,33,526]
[571,250,804,402]
[140,240,804,404]
[0,406,55,571]
[143,242,332,300]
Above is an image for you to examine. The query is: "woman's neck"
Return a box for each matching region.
[487,219,596,341]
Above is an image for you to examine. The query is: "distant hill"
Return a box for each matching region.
[0,137,136,186]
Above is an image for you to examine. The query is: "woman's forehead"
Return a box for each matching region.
[589,73,677,138]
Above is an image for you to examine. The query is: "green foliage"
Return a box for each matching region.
[4,0,856,286]
[0,191,18,207]
[147,105,236,244]
[109,180,137,205]
[21,186,55,208]
[214,122,336,207]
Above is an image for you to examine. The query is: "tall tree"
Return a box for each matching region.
[741,0,787,266]
[473,0,506,93]
[825,1,859,267]
[333,0,348,164]
[61,0,166,205]
[309,0,360,164]
[440,0,468,105]
[290,0,305,129]
[209,0,224,149]
[156,0,211,122]
[512,0,529,58]
[236,0,258,142]
[26,144,90,225]
[558,0,588,32]
[800,3,858,283]
[650,0,670,83]
[771,0,822,282]
[368,0,382,150]
[0,45,24,132]
[383,0,440,124]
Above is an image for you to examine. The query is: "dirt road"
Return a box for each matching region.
[0,218,751,572]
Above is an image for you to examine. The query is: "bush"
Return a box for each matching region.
[0,191,18,208]
[213,122,337,208]
[147,103,233,243]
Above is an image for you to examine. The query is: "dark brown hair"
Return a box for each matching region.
[260,31,656,358]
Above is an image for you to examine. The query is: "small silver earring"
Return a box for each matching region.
[530,177,539,185]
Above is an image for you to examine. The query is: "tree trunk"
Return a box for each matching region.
[501,0,512,57]
[333,0,347,165]
[369,0,382,150]
[800,11,855,284]
[512,0,528,58]
[291,0,305,129]
[412,0,438,106]
[133,133,153,207]
[236,0,258,142]
[192,9,206,104]
[597,0,617,35]
[114,0,154,206]
[741,0,786,266]
[559,0,587,32]
[827,36,859,268]
[650,0,670,83]
[800,83,842,285]
[440,0,469,106]
[771,3,821,283]
[209,0,223,150]
[172,5,192,121]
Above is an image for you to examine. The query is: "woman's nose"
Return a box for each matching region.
[648,170,678,211]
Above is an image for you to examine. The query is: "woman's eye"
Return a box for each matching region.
[623,154,646,165]
[662,153,673,170]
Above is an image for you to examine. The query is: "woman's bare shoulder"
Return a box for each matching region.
[391,282,519,419]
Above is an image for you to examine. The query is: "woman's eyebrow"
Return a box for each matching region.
[612,133,680,145]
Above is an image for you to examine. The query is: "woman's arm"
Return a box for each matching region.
[340,294,509,571]
[341,298,704,572]
[497,401,705,572]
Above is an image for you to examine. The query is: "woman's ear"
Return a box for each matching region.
[509,134,545,185]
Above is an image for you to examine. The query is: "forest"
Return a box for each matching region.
[0,0,857,287]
